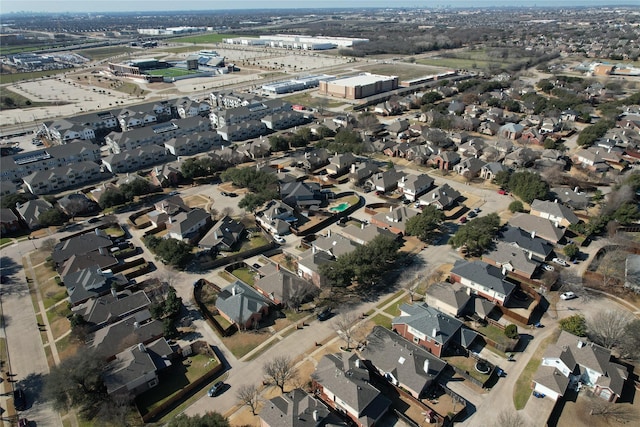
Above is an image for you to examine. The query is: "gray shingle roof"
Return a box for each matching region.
[530,199,580,225]
[91,310,163,359]
[52,231,112,264]
[508,213,564,244]
[260,388,340,427]
[501,226,554,259]
[16,199,53,229]
[215,280,269,325]
[392,302,464,348]
[450,260,516,299]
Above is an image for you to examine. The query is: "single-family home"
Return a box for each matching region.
[338,223,398,246]
[327,152,358,176]
[63,266,129,306]
[59,251,118,277]
[0,208,21,235]
[508,213,565,244]
[550,187,590,210]
[256,200,296,235]
[198,215,245,252]
[166,208,211,242]
[450,260,516,306]
[530,199,580,228]
[52,230,113,266]
[90,310,164,360]
[280,181,323,210]
[454,157,486,179]
[313,230,359,259]
[397,174,434,202]
[499,123,524,140]
[370,205,420,235]
[215,280,270,330]
[297,249,334,288]
[482,241,540,279]
[392,302,477,358]
[500,226,554,262]
[429,151,460,170]
[349,161,379,184]
[260,388,346,427]
[302,148,330,171]
[572,148,609,172]
[417,184,461,210]
[74,290,151,331]
[479,162,508,181]
[360,326,448,399]
[254,265,318,308]
[424,282,472,318]
[313,352,391,427]
[366,169,406,193]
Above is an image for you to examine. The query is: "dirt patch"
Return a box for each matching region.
[230,407,261,427]
[183,194,210,209]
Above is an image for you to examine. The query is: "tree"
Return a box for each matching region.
[504,324,518,339]
[494,410,530,427]
[585,396,636,424]
[168,412,230,427]
[99,188,127,209]
[619,319,640,360]
[404,205,445,242]
[38,208,67,227]
[508,171,549,204]
[334,312,360,350]
[144,236,194,269]
[508,200,524,213]
[559,314,587,337]
[421,91,443,105]
[0,193,32,209]
[587,310,633,349]
[263,355,298,393]
[449,213,501,257]
[357,112,381,135]
[269,135,290,152]
[236,384,260,415]
[238,192,271,213]
[492,170,511,189]
[563,243,579,260]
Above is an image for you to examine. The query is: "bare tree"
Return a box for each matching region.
[598,248,627,288]
[263,355,298,393]
[236,384,260,415]
[587,309,633,349]
[40,238,57,253]
[493,410,529,427]
[587,396,636,424]
[222,206,234,218]
[603,184,635,216]
[334,312,361,350]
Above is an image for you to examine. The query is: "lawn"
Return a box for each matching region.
[383,295,410,317]
[77,46,135,61]
[0,69,67,84]
[513,329,561,410]
[171,33,249,44]
[104,226,125,238]
[222,330,273,359]
[378,290,406,310]
[147,68,200,78]
[474,324,514,348]
[370,313,393,329]
[46,305,71,340]
[0,237,12,246]
[282,92,346,109]
[231,267,255,285]
[445,355,491,384]
[0,87,53,110]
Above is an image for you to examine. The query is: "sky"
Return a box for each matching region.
[0,0,633,14]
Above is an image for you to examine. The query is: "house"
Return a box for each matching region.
[534,331,629,403]
[572,148,609,172]
[59,251,118,276]
[392,302,477,357]
[297,249,334,288]
[302,148,330,171]
[508,213,565,244]
[397,174,434,202]
[166,208,211,242]
[254,265,318,308]
[530,199,580,227]
[256,200,296,235]
[360,326,448,400]
[215,280,270,330]
[430,151,460,170]
[198,215,245,252]
[260,388,345,427]
[313,352,391,427]
[338,223,398,246]
[103,338,173,397]
[62,266,129,306]
[0,208,21,235]
[150,162,182,188]
[313,230,359,259]
[550,187,590,210]
[90,310,164,360]
[482,241,540,279]
[365,169,406,193]
[280,181,323,210]
[449,260,516,305]
[503,147,539,168]
[74,290,151,331]
[370,205,419,235]
[424,282,472,318]
[417,184,461,210]
[57,193,99,217]
[454,157,486,179]
[349,161,379,184]
[499,123,524,140]
[52,230,113,266]
[480,162,508,181]
[237,139,271,160]
[327,152,358,176]
[500,226,554,262]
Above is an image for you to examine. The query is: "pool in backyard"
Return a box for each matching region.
[329,202,350,213]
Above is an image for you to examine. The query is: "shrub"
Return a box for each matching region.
[504,324,519,339]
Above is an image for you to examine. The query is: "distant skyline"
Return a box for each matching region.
[0,0,634,14]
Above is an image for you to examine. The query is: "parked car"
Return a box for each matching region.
[317,307,333,321]
[458,216,467,224]
[542,264,555,272]
[375,190,383,196]
[560,291,577,300]
[88,217,101,224]
[273,234,285,244]
[207,381,224,397]
[552,257,568,266]
[498,189,507,195]
[472,207,481,214]
[13,389,26,411]
[467,211,476,218]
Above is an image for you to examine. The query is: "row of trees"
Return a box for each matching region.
[180,156,228,180]
[144,235,194,270]
[98,178,154,209]
[220,166,279,213]
[494,170,549,204]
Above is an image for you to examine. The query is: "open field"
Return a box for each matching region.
[171,33,250,44]
[359,63,448,81]
[0,87,53,110]
[0,69,67,85]
[77,46,135,61]
[147,68,201,78]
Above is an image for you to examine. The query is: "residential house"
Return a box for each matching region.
[215,280,270,330]
[550,187,590,210]
[572,148,609,172]
[74,290,151,331]
[449,260,516,306]
[424,282,472,318]
[23,161,103,195]
[327,152,358,176]
[429,151,461,170]
[383,142,412,158]
[0,208,20,235]
[349,161,379,184]
[52,230,113,266]
[500,226,554,262]
[254,265,318,308]
[313,352,391,427]
[530,199,580,228]
[63,266,128,306]
[302,148,330,171]
[392,302,477,357]
[339,223,398,246]
[166,208,211,242]
[365,169,406,193]
[260,388,345,427]
[237,139,271,160]
[417,184,461,210]
[397,174,434,202]
[499,123,524,140]
[454,157,486,179]
[198,215,245,252]
[520,127,544,145]
[503,147,539,168]
[57,193,98,217]
[509,213,565,244]
[280,181,323,210]
[150,162,182,188]
[256,200,296,235]
[480,162,508,181]
[482,241,540,279]
[360,326,448,400]
[59,251,118,277]
[313,230,359,259]
[16,199,53,230]
[297,249,334,288]
[458,138,484,158]
[90,310,164,360]
[534,331,629,402]
[370,205,419,235]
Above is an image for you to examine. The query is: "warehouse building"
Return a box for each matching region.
[318,73,399,100]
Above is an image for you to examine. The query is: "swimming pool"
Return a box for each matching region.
[329,202,349,213]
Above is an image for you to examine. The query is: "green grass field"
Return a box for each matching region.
[146,68,200,78]
[0,69,67,85]
[77,46,135,61]
[171,33,251,44]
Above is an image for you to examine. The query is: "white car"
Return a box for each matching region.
[273,234,285,244]
[560,291,577,300]
[552,257,568,266]
[542,264,555,272]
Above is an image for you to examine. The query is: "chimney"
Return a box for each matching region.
[502,266,507,276]
[433,193,437,199]
[432,328,437,338]
[313,410,319,422]
[531,230,536,239]
[361,222,365,230]
[327,229,331,237]
[276,264,280,271]
[528,251,533,260]
[554,199,558,203]
[111,288,118,298]
[389,205,393,212]
[574,186,579,193]
[134,321,140,329]
[232,286,237,296]
[138,343,146,352]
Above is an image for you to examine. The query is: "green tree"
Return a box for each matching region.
[492,170,511,189]
[181,157,221,179]
[38,208,67,226]
[168,412,230,427]
[576,120,615,147]
[563,243,579,260]
[559,314,587,337]
[144,236,193,269]
[421,91,443,105]
[120,178,152,200]
[612,202,640,225]
[449,213,501,257]
[508,200,524,213]
[269,135,289,152]
[0,193,32,209]
[238,192,273,213]
[164,287,182,318]
[508,171,549,204]
[404,205,445,242]
[504,324,518,339]
[99,188,127,209]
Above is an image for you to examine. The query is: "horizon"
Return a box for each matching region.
[1,0,636,15]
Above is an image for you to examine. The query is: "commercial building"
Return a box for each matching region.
[318,73,399,100]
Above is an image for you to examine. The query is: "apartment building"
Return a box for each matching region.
[102,145,168,173]
[23,161,103,195]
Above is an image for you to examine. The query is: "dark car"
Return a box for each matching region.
[208,381,224,397]
[13,389,26,411]
[88,217,101,224]
[252,263,261,269]
[227,192,238,198]
[317,307,332,321]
